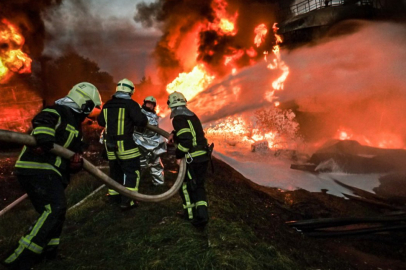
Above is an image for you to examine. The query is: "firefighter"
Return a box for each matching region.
[133,96,166,186]
[167,91,210,228]
[97,78,148,210]
[1,82,102,270]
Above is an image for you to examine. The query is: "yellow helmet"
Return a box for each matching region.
[116,78,135,95]
[144,96,157,104]
[167,92,187,108]
[67,82,102,114]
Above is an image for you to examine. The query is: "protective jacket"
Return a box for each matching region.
[172,113,209,163]
[97,95,148,160]
[15,105,83,184]
[133,108,166,185]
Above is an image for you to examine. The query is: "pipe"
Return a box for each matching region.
[287,215,406,230]
[0,194,28,217]
[0,126,185,203]
[304,224,406,237]
[68,184,106,211]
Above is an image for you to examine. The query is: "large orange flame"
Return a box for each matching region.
[166,64,215,101]
[0,19,32,82]
[203,22,298,151]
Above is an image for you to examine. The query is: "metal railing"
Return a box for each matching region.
[287,0,379,17]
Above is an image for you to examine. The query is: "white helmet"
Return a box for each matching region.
[144,96,157,104]
[116,78,135,95]
[167,92,187,108]
[144,96,157,108]
[67,82,102,114]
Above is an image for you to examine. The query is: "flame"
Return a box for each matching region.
[224,49,244,73]
[166,64,215,101]
[265,23,290,102]
[206,107,300,150]
[155,104,169,118]
[206,116,279,149]
[218,18,236,34]
[155,104,162,116]
[335,128,403,149]
[0,19,32,82]
[254,24,268,47]
[166,0,243,102]
[338,130,352,140]
[210,0,238,36]
[246,47,257,58]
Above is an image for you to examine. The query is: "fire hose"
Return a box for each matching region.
[0,124,186,216]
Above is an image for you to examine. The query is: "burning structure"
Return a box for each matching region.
[0,1,63,132]
[133,0,406,198]
[0,19,41,132]
[135,0,406,154]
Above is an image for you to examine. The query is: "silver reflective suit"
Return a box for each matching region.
[133,109,166,185]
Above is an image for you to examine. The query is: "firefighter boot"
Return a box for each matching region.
[120,196,138,210]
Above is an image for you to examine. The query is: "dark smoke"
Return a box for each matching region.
[44,0,160,85]
[0,0,63,59]
[135,0,295,85]
[135,0,216,84]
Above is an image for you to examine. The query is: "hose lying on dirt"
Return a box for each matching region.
[0,124,185,209]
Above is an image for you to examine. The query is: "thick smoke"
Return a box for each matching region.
[44,0,160,84]
[0,0,63,59]
[135,0,295,84]
[187,21,406,148]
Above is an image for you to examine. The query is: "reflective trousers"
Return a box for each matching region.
[4,174,66,265]
[179,161,209,225]
[108,157,141,197]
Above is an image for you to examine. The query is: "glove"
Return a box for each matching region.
[69,153,83,174]
[167,133,175,145]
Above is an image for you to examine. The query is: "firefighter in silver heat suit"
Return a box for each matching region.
[133,96,166,185]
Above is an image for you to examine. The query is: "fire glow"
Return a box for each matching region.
[161,3,404,151]
[0,19,32,82]
[205,116,273,146]
[210,0,238,36]
[166,17,294,150]
[165,0,239,101]
[265,23,290,103]
[166,64,215,101]
[204,22,295,150]
[205,107,300,151]
[254,24,268,47]
[335,128,404,149]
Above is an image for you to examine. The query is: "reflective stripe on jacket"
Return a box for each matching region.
[97,96,148,160]
[15,105,83,181]
[172,113,209,162]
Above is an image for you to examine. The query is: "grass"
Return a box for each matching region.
[2,153,404,270]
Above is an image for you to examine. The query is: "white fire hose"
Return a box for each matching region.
[0,124,185,216]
